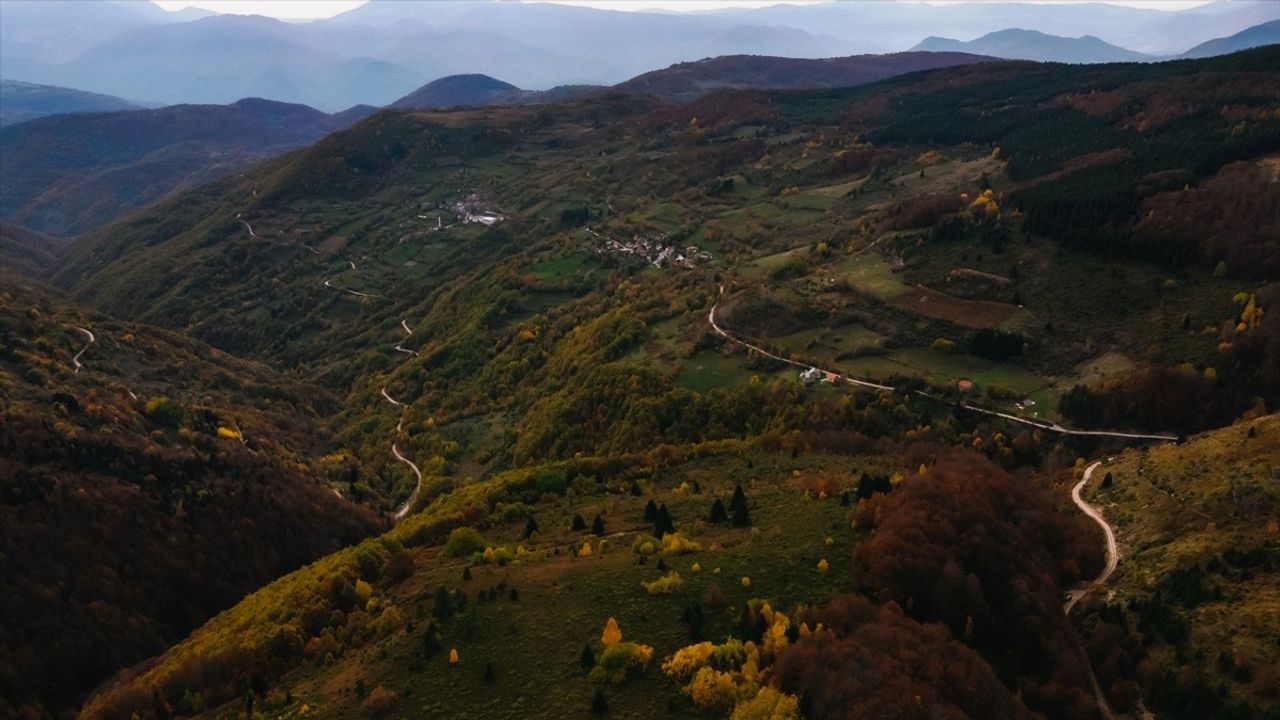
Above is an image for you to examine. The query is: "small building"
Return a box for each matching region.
[800,367,824,385]
[957,378,975,393]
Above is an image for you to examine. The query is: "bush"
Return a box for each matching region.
[642,572,685,595]
[661,533,702,555]
[589,642,655,684]
[446,527,486,558]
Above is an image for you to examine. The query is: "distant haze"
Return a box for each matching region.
[3,0,1276,110]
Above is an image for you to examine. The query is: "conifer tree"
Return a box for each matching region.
[591,514,606,536]
[524,516,539,538]
[643,499,657,522]
[433,585,453,621]
[708,498,727,524]
[572,514,587,531]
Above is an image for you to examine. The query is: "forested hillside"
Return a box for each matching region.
[31,46,1279,720]
[0,275,380,718]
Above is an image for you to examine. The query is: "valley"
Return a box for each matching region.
[0,8,1277,720]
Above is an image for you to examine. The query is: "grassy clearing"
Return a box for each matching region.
[676,350,761,392]
[256,451,868,720]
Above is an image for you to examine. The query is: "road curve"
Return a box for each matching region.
[71,326,95,374]
[1065,461,1117,615]
[381,387,421,519]
[708,295,1177,442]
[235,214,257,238]
[390,443,423,521]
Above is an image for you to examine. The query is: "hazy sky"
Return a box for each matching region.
[151,0,1219,21]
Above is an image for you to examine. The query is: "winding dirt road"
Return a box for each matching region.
[1065,461,1117,615]
[381,386,422,520]
[71,326,95,374]
[235,214,257,238]
[708,297,1177,442]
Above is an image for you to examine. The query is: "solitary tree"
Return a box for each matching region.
[433,585,454,621]
[643,499,658,522]
[654,504,675,537]
[601,617,622,646]
[730,484,747,514]
[592,514,606,536]
[524,516,539,538]
[708,498,728,524]
[572,514,587,531]
[580,643,596,671]
[732,502,751,528]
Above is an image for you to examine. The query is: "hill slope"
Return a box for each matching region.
[1180,19,1280,59]
[912,28,1152,63]
[0,274,381,719]
[0,80,141,127]
[0,222,68,274]
[1077,412,1280,719]
[0,97,375,236]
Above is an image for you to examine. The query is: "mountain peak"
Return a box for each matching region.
[390,74,525,110]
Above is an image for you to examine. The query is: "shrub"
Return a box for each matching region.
[642,572,685,595]
[589,642,655,684]
[445,527,486,558]
[661,532,702,555]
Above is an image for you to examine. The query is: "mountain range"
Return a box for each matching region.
[2,0,1276,111]
[0,98,375,237]
[912,29,1153,63]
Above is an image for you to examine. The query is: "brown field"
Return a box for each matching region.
[887,285,1020,328]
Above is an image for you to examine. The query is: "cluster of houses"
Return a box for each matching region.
[588,227,713,269]
[450,193,505,226]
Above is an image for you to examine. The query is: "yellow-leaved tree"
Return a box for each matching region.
[601,617,622,646]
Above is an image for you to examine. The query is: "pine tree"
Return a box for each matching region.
[579,643,596,671]
[729,484,747,514]
[591,514,606,536]
[524,516,539,538]
[654,504,675,537]
[731,502,751,528]
[708,498,727,524]
[423,621,442,655]
[462,566,472,581]
[483,662,497,682]
[433,585,453,621]
[643,499,657,522]
[656,557,667,572]
[572,514,587,531]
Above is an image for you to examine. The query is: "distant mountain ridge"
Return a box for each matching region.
[608,51,994,102]
[0,80,142,127]
[391,51,995,110]
[912,28,1152,63]
[1179,19,1280,59]
[0,98,376,236]
[4,0,1274,110]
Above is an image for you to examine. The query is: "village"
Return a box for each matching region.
[586,227,714,269]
